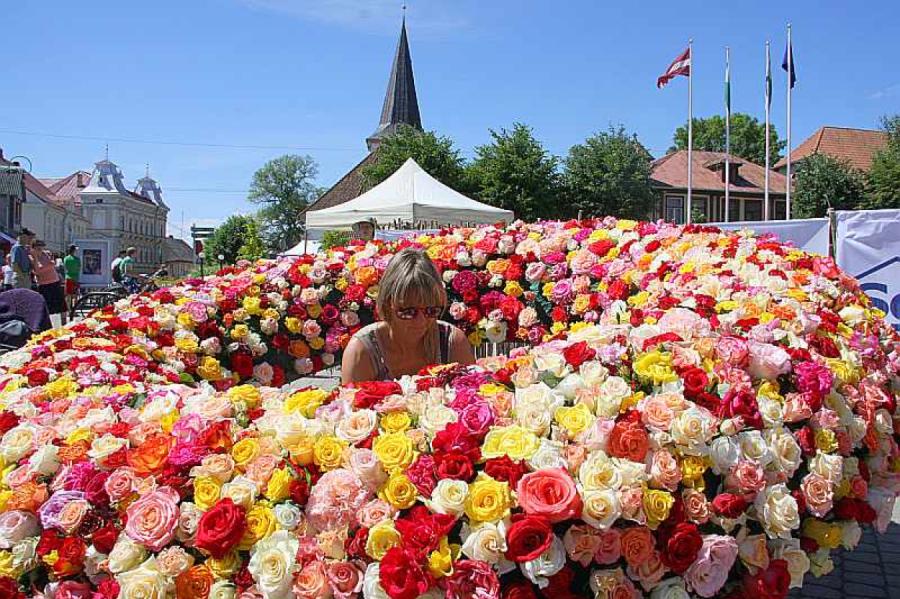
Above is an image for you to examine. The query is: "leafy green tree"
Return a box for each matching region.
[249,154,324,252]
[362,125,467,191]
[563,126,655,220]
[205,215,256,266]
[237,218,266,261]
[792,153,867,218]
[467,123,560,221]
[863,114,900,210]
[321,230,351,251]
[670,113,785,166]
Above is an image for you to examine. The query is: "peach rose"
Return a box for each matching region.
[563,524,603,567]
[57,500,90,534]
[726,461,766,494]
[292,561,331,599]
[104,468,137,502]
[593,528,622,565]
[649,450,682,491]
[619,526,654,568]
[516,468,582,523]
[125,486,180,551]
[327,561,364,599]
[682,489,710,525]
[801,473,834,518]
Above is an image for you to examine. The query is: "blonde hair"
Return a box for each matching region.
[376,248,447,361]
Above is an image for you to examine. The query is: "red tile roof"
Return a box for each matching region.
[774,126,888,171]
[23,173,59,203]
[651,150,787,195]
[39,171,91,206]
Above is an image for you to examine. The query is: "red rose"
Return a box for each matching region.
[500,580,539,599]
[95,578,120,599]
[195,498,247,558]
[346,527,369,561]
[353,381,402,409]
[0,411,19,435]
[562,341,595,369]
[505,515,553,563]
[0,577,25,599]
[710,493,747,519]
[434,450,475,482]
[660,522,702,574]
[27,368,49,387]
[53,536,86,577]
[606,421,650,463]
[91,522,119,555]
[742,559,791,599]
[379,547,434,599]
[484,456,528,488]
[681,367,709,398]
[432,422,480,455]
[394,508,456,557]
[230,352,254,380]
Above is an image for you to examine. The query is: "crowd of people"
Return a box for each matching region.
[2,228,80,324]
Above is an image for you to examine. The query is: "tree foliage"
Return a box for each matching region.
[468,123,561,221]
[248,154,323,252]
[237,218,266,261]
[205,215,258,266]
[321,230,351,251]
[362,125,467,191]
[670,113,785,166]
[863,114,900,210]
[563,126,655,220]
[792,153,868,218]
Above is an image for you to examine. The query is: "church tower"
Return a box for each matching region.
[366,15,422,151]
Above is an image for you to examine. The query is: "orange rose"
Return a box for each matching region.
[176,565,214,599]
[619,526,654,568]
[58,441,90,463]
[607,421,650,463]
[289,340,311,358]
[355,266,377,287]
[7,481,49,512]
[128,434,174,476]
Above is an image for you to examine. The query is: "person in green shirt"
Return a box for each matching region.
[121,247,138,293]
[63,244,81,313]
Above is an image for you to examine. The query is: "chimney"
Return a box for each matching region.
[76,172,85,188]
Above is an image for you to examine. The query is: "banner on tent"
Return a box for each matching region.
[709,218,830,256]
[835,209,900,331]
[375,229,439,242]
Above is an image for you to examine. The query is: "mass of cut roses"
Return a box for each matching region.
[0,217,898,599]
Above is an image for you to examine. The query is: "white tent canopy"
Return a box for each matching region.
[304,158,513,229]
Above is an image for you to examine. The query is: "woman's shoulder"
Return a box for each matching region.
[353,322,384,338]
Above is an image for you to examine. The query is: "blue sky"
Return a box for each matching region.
[4,0,898,239]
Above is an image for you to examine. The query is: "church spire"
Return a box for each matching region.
[366,12,422,151]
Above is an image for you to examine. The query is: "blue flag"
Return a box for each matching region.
[782,39,796,88]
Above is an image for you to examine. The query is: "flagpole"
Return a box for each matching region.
[724,46,730,223]
[764,40,771,220]
[786,24,793,219]
[687,39,693,224]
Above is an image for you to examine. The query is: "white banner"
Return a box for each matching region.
[835,209,900,331]
[375,229,439,242]
[708,218,831,256]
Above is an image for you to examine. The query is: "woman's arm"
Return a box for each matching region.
[448,326,476,366]
[341,337,376,385]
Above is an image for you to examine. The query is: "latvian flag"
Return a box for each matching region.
[657,47,691,88]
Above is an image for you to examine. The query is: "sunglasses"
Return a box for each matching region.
[395,306,442,320]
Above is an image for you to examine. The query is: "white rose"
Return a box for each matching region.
[10,537,38,574]
[521,536,566,589]
[248,530,300,599]
[26,444,59,476]
[528,439,567,470]
[808,548,834,577]
[175,502,202,545]
[670,407,715,451]
[88,434,128,461]
[841,521,862,550]
[0,424,36,463]
[516,402,553,436]
[579,452,623,491]
[363,563,390,599]
[650,577,691,599]
[427,479,468,517]
[221,476,258,509]
[107,536,147,574]
[115,557,170,599]
[209,581,237,599]
[460,521,509,565]
[738,430,772,466]
[809,451,843,484]
[767,429,802,477]
[708,436,740,475]
[555,373,585,400]
[580,361,608,386]
[754,484,799,539]
[483,319,507,344]
[274,503,303,530]
[769,538,810,589]
[0,511,39,548]
[581,489,621,529]
[533,352,567,378]
[336,409,378,444]
[419,403,457,438]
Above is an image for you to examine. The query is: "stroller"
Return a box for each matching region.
[0,289,52,354]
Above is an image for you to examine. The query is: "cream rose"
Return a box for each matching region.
[754,484,799,539]
[427,479,469,517]
[461,521,510,567]
[115,557,170,599]
[156,546,194,577]
[107,536,148,574]
[768,538,810,588]
[248,530,299,599]
[336,409,377,444]
[581,489,621,529]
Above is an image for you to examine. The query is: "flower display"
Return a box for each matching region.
[0,217,897,598]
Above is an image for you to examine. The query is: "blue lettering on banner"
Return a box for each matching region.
[856,257,900,331]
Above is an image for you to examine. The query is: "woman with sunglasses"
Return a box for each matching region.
[341,247,475,384]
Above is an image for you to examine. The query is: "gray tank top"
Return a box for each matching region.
[356,321,452,381]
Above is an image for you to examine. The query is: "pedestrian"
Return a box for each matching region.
[111,249,126,284]
[1,254,13,291]
[121,247,139,294]
[62,244,81,313]
[10,228,35,289]
[31,239,67,325]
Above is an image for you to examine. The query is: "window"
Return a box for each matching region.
[665,195,684,224]
[774,201,787,220]
[95,198,103,204]
[691,196,709,223]
[728,198,741,222]
[744,199,763,221]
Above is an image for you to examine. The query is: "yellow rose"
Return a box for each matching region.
[826,358,859,385]
[428,537,458,578]
[207,549,241,579]
[284,317,302,334]
[504,281,524,298]
[643,488,674,529]
[262,308,281,321]
[230,324,250,340]
[313,436,347,471]
[633,351,678,385]
[197,357,223,381]
[627,291,650,308]
[175,336,199,353]
[265,467,293,502]
[572,294,591,314]
[65,428,93,446]
[0,490,12,512]
[541,282,555,299]
[464,474,511,523]
[177,312,194,328]
[366,520,401,560]
[481,426,540,461]
[309,337,325,351]
[289,436,315,466]
[284,389,329,418]
[379,473,418,510]
[242,297,261,315]
[680,455,707,490]
[801,518,842,550]
[373,432,416,472]
[239,504,277,549]
[227,385,261,408]
[160,410,179,433]
[193,476,222,511]
[550,322,567,335]
[307,304,323,319]
[380,412,412,434]
[815,429,838,453]
[554,403,593,435]
[231,438,261,469]
[45,377,78,400]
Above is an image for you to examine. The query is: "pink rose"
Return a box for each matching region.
[306,469,371,532]
[594,528,622,564]
[649,450,682,491]
[327,561,364,599]
[726,461,766,495]
[716,336,749,366]
[124,486,180,551]
[516,468,582,523]
[0,510,39,548]
[627,549,668,591]
[563,524,602,567]
[292,561,331,599]
[682,489,710,525]
[685,535,739,597]
[356,499,395,529]
[748,342,792,380]
[801,473,834,517]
